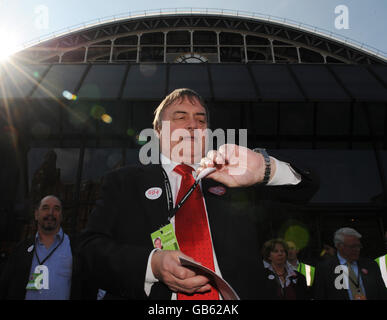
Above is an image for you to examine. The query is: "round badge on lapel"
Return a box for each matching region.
[361,268,368,275]
[27,245,34,253]
[145,187,162,200]
[208,186,226,196]
[268,275,275,280]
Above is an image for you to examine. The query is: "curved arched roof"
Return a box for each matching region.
[14,9,386,65]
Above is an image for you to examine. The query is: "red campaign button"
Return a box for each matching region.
[208,186,226,196]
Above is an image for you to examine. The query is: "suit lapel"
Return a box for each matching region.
[19,240,35,298]
[136,164,171,233]
[357,259,371,298]
[136,167,232,262]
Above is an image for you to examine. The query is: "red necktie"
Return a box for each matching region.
[174,164,219,300]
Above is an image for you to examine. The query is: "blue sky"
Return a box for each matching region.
[0,0,386,56]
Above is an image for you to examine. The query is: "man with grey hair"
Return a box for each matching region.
[334,227,362,245]
[313,227,387,300]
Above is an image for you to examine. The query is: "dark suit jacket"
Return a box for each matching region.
[313,256,387,300]
[262,267,309,300]
[79,156,318,300]
[0,235,96,300]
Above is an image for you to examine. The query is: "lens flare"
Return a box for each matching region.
[126,128,135,136]
[90,105,105,119]
[283,224,310,250]
[101,114,112,124]
[0,29,20,62]
[62,90,77,101]
[279,219,310,251]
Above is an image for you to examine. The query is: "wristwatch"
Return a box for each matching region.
[253,148,271,185]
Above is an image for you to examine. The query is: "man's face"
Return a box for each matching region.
[154,238,162,249]
[158,96,208,164]
[337,235,362,263]
[286,241,298,261]
[35,196,62,233]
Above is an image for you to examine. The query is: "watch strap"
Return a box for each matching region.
[253,148,271,185]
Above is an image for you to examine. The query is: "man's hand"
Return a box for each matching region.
[151,250,211,294]
[198,144,276,187]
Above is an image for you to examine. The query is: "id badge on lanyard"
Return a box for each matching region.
[25,233,64,290]
[149,167,215,250]
[26,265,49,290]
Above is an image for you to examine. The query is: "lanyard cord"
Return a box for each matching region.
[161,168,201,222]
[34,232,64,266]
[348,271,361,288]
[346,263,361,288]
[161,168,174,212]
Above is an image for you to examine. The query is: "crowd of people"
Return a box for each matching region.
[0,88,386,300]
[261,229,387,300]
[0,194,385,300]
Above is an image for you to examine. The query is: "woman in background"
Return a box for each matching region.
[261,238,309,300]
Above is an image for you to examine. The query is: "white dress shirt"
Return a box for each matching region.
[144,154,302,298]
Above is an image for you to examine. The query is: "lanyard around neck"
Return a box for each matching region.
[161,167,201,222]
[347,263,361,288]
[34,232,65,266]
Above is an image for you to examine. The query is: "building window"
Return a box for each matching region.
[175,53,208,63]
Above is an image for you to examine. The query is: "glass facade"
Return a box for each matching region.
[1,61,386,261]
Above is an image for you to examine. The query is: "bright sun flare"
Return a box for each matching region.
[0,29,20,61]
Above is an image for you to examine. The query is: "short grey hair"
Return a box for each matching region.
[333,227,362,248]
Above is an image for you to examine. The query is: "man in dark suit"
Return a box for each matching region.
[313,227,387,300]
[79,88,319,300]
[0,195,94,300]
